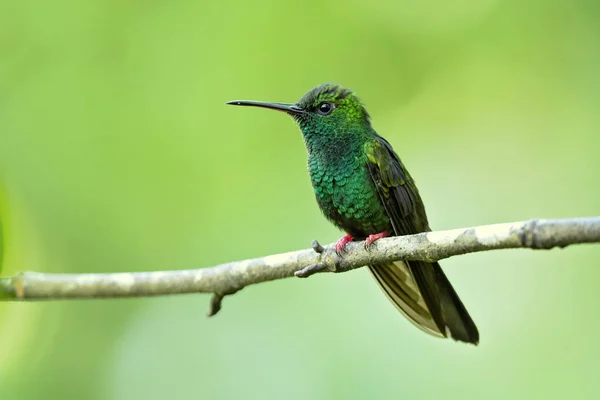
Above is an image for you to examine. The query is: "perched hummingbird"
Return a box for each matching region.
[227,84,479,344]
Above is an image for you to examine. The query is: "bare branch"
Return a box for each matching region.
[1,217,599,315]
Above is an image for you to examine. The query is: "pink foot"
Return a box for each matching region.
[335,234,354,255]
[365,231,389,249]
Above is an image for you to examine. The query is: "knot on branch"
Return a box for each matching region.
[517,219,558,250]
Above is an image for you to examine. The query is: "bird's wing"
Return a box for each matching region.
[364,136,479,344]
[364,137,447,336]
[364,136,425,233]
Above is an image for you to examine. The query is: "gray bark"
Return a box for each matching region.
[1,217,598,315]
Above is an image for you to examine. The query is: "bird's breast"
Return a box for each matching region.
[307,155,391,236]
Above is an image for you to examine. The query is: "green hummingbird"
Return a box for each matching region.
[227,83,479,344]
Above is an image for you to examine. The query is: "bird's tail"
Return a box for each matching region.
[368,260,479,344]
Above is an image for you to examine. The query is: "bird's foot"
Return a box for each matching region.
[365,231,389,249]
[335,234,354,256]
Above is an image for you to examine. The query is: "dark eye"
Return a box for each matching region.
[316,102,335,115]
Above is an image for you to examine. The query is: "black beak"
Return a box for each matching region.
[226,100,305,115]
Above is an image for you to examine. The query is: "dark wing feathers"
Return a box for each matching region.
[365,137,421,232]
[364,136,479,344]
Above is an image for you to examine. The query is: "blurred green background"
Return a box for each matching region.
[1,0,600,398]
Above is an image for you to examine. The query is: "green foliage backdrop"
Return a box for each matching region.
[1,0,600,398]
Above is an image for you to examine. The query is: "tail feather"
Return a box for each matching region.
[369,261,479,345]
[431,261,479,344]
[369,262,443,338]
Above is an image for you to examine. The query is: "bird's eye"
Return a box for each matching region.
[316,102,335,115]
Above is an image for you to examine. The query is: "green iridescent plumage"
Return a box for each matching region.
[227,84,479,344]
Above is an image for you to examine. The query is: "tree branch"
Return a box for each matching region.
[1,217,599,315]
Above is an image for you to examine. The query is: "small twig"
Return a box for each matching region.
[295,263,327,278]
[207,294,224,317]
[1,217,599,315]
[311,240,325,254]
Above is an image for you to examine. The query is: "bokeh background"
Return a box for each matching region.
[1,0,600,398]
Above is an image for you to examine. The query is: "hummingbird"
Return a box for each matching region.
[227,83,479,344]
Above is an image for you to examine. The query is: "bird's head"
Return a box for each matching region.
[227,83,371,138]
